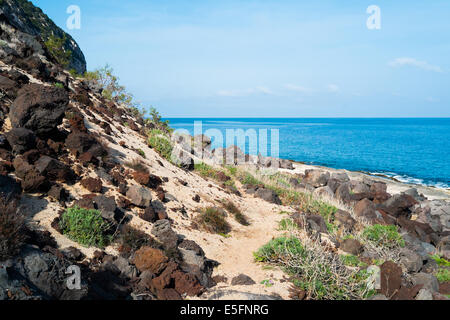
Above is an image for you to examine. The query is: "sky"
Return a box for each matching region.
[32,0,450,118]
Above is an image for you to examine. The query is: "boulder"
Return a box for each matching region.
[335,182,353,204]
[5,128,36,154]
[380,261,403,298]
[255,188,281,205]
[65,132,97,156]
[334,210,356,231]
[415,289,433,300]
[231,274,256,286]
[171,145,194,170]
[403,188,426,202]
[437,236,450,260]
[381,194,418,218]
[340,239,363,255]
[133,247,168,274]
[410,273,439,293]
[0,174,22,200]
[126,185,152,208]
[303,170,330,188]
[313,186,334,199]
[9,83,69,135]
[331,172,350,183]
[354,199,378,220]
[35,156,73,182]
[151,219,179,250]
[399,248,423,273]
[80,177,102,193]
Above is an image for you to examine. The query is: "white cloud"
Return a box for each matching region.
[389,57,443,73]
[327,84,340,93]
[284,84,313,93]
[216,86,274,97]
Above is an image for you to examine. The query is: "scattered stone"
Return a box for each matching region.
[334,210,356,230]
[303,169,330,187]
[255,188,281,205]
[313,186,334,199]
[231,274,256,286]
[126,185,152,208]
[151,219,179,249]
[415,289,433,300]
[399,248,423,273]
[81,177,102,193]
[354,198,378,220]
[5,128,36,154]
[340,239,363,255]
[133,247,168,274]
[410,273,439,293]
[380,261,402,298]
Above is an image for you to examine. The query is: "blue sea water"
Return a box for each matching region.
[166,118,450,189]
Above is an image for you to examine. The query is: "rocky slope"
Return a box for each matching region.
[0,1,449,301]
[0,0,86,74]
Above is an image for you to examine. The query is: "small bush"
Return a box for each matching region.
[54,82,64,89]
[222,200,249,226]
[362,224,405,249]
[436,268,450,283]
[196,207,231,235]
[430,255,450,267]
[137,149,146,158]
[0,200,26,261]
[148,129,173,160]
[254,237,305,262]
[278,218,297,231]
[254,236,372,299]
[60,206,112,248]
[44,35,71,68]
[340,255,367,267]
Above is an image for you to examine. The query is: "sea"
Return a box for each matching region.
[166,118,450,189]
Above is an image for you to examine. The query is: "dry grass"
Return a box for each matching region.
[221,200,250,226]
[124,158,149,173]
[0,199,26,260]
[195,207,231,235]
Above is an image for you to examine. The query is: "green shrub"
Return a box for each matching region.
[430,255,450,267]
[44,35,71,68]
[148,129,173,160]
[196,207,231,235]
[60,206,112,248]
[137,149,146,158]
[340,255,367,267]
[362,224,405,248]
[436,268,450,283]
[53,82,64,89]
[255,236,372,300]
[278,218,297,231]
[254,237,305,262]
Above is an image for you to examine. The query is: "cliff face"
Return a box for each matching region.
[0,0,86,74]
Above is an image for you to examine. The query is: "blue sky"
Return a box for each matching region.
[33,0,450,117]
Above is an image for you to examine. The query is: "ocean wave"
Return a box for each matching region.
[370,172,450,189]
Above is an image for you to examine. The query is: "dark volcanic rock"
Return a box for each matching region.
[5,128,36,154]
[381,194,418,218]
[0,174,22,200]
[9,84,69,135]
[255,188,281,205]
[35,156,73,182]
[80,177,103,193]
[231,274,256,286]
[380,261,402,298]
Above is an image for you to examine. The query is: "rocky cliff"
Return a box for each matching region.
[0,0,86,74]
